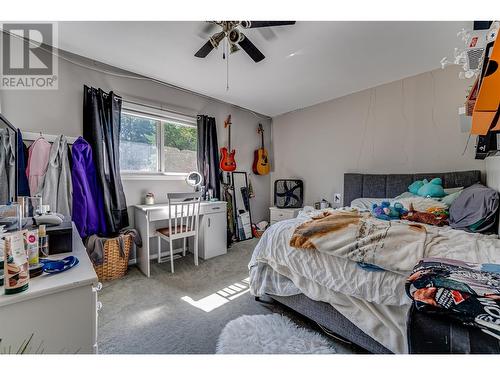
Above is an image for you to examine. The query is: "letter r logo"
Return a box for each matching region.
[2,23,53,75]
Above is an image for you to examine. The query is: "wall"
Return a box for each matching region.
[0,49,272,225]
[485,156,500,235]
[271,66,484,206]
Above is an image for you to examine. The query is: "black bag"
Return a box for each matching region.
[407,305,500,353]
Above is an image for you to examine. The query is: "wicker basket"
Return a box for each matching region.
[93,234,132,281]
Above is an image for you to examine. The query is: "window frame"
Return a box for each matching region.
[119,104,198,180]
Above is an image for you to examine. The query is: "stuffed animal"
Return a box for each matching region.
[417,178,446,198]
[372,201,407,220]
[426,206,449,217]
[408,180,424,194]
[401,203,448,226]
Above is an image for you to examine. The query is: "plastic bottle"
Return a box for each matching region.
[38,225,49,258]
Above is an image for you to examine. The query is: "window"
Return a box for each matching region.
[119,108,197,175]
[119,113,159,173]
[163,121,198,173]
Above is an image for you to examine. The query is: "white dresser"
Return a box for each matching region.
[269,206,302,225]
[0,227,99,354]
[134,200,228,277]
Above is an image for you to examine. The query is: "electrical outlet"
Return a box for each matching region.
[334,193,342,204]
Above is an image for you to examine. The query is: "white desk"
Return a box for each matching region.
[134,201,227,277]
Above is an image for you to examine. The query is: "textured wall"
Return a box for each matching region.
[0,49,272,225]
[271,66,484,206]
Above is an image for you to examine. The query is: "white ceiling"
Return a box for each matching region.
[58,21,470,117]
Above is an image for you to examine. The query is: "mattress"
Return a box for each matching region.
[249,205,500,354]
[249,212,409,305]
[250,262,410,353]
[249,210,412,353]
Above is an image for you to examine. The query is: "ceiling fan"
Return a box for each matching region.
[195,21,296,63]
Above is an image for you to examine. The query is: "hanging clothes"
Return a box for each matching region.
[83,86,129,234]
[26,136,51,196]
[71,136,107,238]
[38,135,73,217]
[17,130,30,197]
[0,128,16,204]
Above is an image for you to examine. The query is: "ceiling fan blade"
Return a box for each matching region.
[238,34,265,63]
[195,40,215,58]
[241,21,296,29]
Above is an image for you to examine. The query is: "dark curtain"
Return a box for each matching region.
[83,85,129,234]
[197,115,221,200]
[17,129,30,197]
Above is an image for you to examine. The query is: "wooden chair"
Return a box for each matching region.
[156,192,202,273]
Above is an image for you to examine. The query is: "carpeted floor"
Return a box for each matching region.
[97,238,358,354]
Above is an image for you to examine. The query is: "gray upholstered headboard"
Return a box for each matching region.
[343,170,482,206]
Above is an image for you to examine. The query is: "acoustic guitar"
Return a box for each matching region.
[252,124,270,175]
[220,115,237,171]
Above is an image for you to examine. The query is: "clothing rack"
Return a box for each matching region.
[21,131,79,145]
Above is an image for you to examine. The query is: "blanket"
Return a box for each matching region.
[289,209,500,275]
[406,258,500,339]
[290,210,428,274]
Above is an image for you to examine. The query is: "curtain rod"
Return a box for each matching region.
[120,97,196,120]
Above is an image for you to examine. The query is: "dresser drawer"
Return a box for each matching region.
[269,207,300,223]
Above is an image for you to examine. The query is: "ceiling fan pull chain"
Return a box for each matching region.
[226,40,230,91]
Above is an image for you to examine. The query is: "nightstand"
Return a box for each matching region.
[269,207,302,225]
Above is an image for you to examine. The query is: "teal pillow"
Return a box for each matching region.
[408,180,424,194]
[417,178,446,198]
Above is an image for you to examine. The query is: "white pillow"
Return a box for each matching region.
[443,187,464,195]
[350,198,386,211]
[394,191,418,199]
[395,196,447,212]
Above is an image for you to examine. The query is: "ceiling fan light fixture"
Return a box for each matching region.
[228,29,241,44]
[229,43,240,54]
[210,31,226,48]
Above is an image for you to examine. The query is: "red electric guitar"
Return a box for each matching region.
[220,115,237,171]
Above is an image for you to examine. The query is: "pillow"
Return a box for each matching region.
[395,191,418,199]
[417,178,446,198]
[397,196,447,212]
[443,187,464,195]
[350,198,386,211]
[441,190,462,207]
[408,180,424,194]
[449,183,499,233]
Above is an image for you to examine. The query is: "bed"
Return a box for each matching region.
[249,170,493,354]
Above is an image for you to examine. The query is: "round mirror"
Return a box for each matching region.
[186,171,203,187]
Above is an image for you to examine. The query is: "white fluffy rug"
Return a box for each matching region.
[216,314,336,354]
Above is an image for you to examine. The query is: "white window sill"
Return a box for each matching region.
[121,173,189,181]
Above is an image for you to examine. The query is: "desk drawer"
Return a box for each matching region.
[148,203,227,221]
[200,203,226,215]
[148,208,171,222]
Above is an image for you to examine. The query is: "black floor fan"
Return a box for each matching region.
[274,179,303,208]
